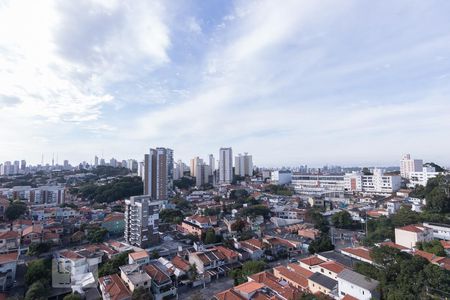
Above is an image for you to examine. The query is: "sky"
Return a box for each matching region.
[1,0,450,168]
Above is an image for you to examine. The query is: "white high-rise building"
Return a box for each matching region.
[174,160,187,180]
[124,195,160,248]
[409,167,441,187]
[235,153,253,177]
[94,156,99,167]
[209,154,215,172]
[219,147,233,184]
[400,154,423,179]
[190,157,203,178]
[143,147,173,200]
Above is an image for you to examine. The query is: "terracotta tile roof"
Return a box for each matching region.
[234,281,264,294]
[99,273,131,300]
[299,256,325,266]
[0,230,20,239]
[274,266,309,289]
[441,240,450,249]
[43,231,60,240]
[195,248,226,264]
[341,247,373,262]
[143,263,171,285]
[287,263,314,278]
[342,295,359,300]
[241,238,264,250]
[250,271,299,299]
[129,250,149,261]
[398,224,425,233]
[189,214,217,224]
[215,246,239,260]
[215,289,246,300]
[22,224,43,236]
[59,250,83,260]
[103,214,124,223]
[171,256,190,272]
[0,252,18,264]
[319,261,346,274]
[379,241,408,250]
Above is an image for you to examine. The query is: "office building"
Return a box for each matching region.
[235,153,253,177]
[400,154,423,179]
[143,147,174,200]
[124,195,160,248]
[271,170,292,185]
[219,147,233,184]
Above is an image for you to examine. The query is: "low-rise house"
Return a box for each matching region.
[249,271,300,299]
[119,264,151,293]
[340,247,373,265]
[128,251,149,266]
[299,255,326,271]
[170,256,191,277]
[22,224,43,244]
[395,224,433,249]
[179,215,218,237]
[143,262,177,300]
[273,265,311,291]
[0,252,18,291]
[308,272,338,297]
[188,248,226,275]
[54,250,98,291]
[102,214,125,236]
[238,239,264,260]
[318,261,346,280]
[337,268,380,300]
[0,231,20,253]
[98,273,131,300]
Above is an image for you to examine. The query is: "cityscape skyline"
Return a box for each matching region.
[1,1,450,166]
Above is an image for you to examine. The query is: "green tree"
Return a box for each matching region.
[308,234,334,254]
[132,286,154,300]
[24,281,47,300]
[25,259,51,286]
[87,227,108,243]
[331,211,353,229]
[63,292,82,300]
[241,205,270,219]
[230,218,246,232]
[99,251,130,277]
[173,177,195,190]
[27,241,53,256]
[5,200,27,226]
[230,260,266,286]
[203,228,217,244]
[416,240,446,257]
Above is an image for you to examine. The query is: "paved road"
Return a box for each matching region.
[180,276,234,300]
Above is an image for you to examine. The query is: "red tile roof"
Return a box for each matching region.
[171,256,190,272]
[299,256,325,266]
[341,247,373,262]
[99,273,131,300]
[379,241,408,250]
[0,252,18,264]
[0,230,20,239]
[274,265,309,289]
[319,261,346,274]
[215,289,246,300]
[398,224,425,233]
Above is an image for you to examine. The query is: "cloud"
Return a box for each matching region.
[0,95,21,107]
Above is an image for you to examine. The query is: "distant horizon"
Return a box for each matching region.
[1,1,449,168]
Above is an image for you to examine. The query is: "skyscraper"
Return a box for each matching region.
[124,195,160,248]
[94,156,99,167]
[209,154,215,172]
[219,147,233,184]
[143,147,174,200]
[235,153,253,177]
[190,156,202,178]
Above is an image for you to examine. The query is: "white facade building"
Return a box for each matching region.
[400,154,423,179]
[409,167,441,187]
[271,170,292,185]
[143,147,174,200]
[337,269,379,300]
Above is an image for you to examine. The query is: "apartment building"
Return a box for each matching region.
[219,147,233,184]
[235,153,253,177]
[400,154,423,179]
[395,224,433,248]
[143,147,173,200]
[124,195,161,248]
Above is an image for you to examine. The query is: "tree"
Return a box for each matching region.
[203,228,217,244]
[241,205,270,219]
[416,240,446,257]
[331,211,353,229]
[5,200,27,226]
[27,241,53,256]
[160,209,184,224]
[308,234,334,254]
[173,177,195,190]
[132,286,153,300]
[87,227,108,243]
[24,281,47,300]
[230,260,266,285]
[231,218,246,232]
[99,251,130,277]
[25,259,51,286]
[63,292,82,300]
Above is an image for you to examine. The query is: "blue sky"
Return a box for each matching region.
[1,0,450,167]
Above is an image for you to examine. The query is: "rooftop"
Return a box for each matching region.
[308,272,338,290]
[337,269,379,291]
